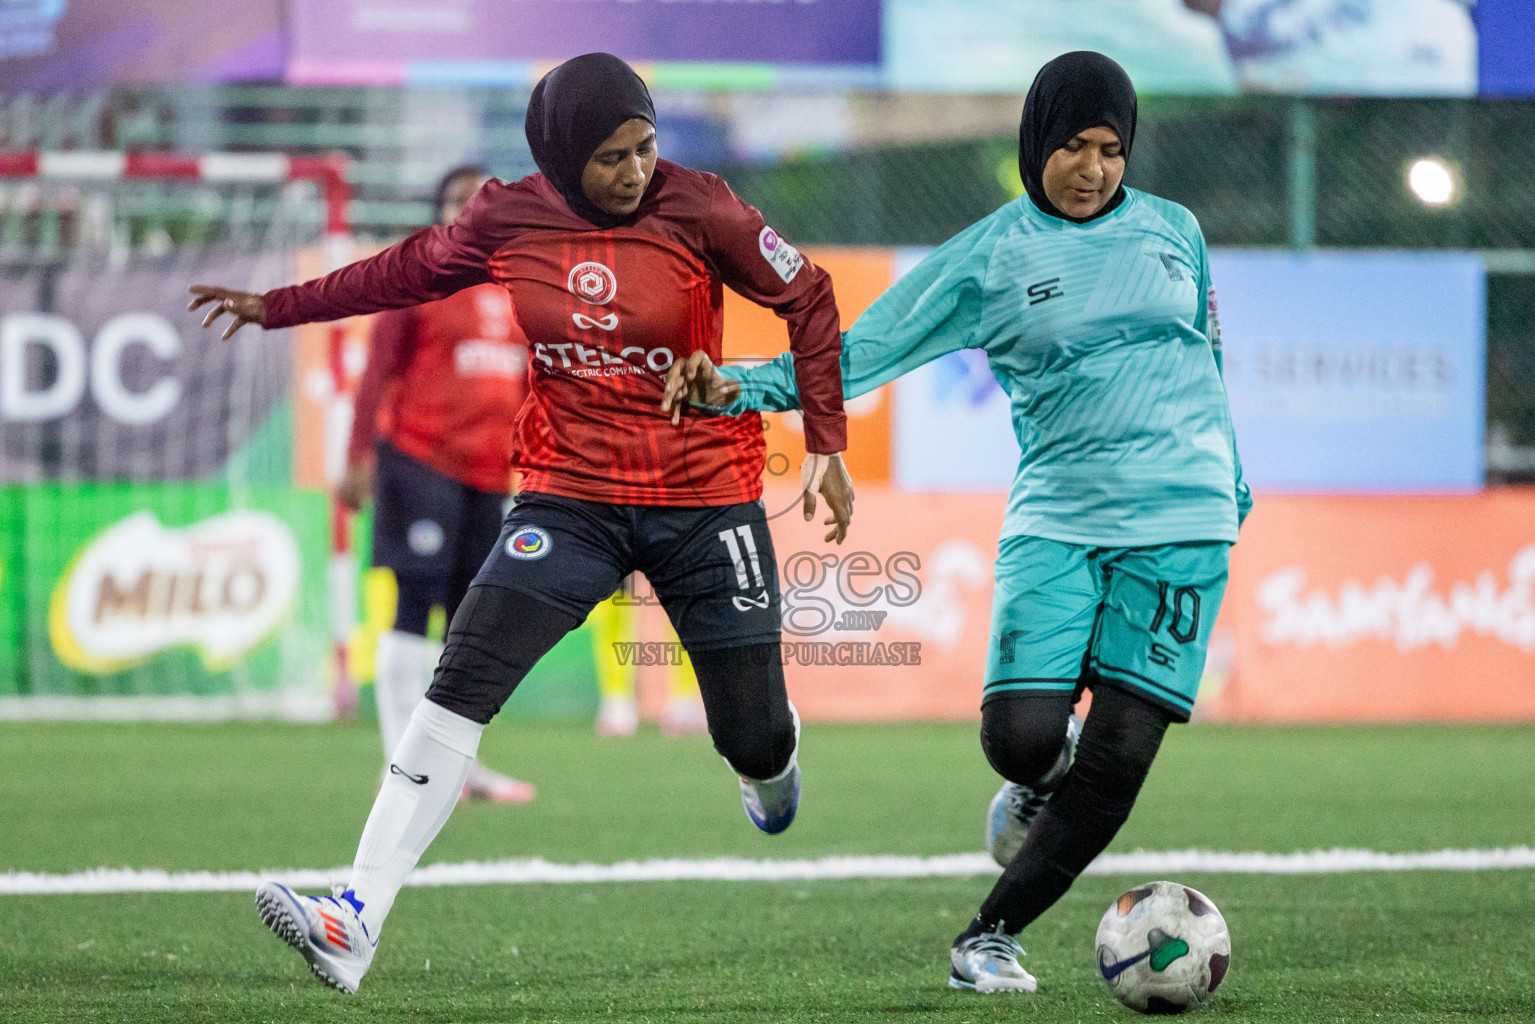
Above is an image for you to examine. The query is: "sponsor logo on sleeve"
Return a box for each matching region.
[758,226,804,284]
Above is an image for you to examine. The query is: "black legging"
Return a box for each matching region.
[971,683,1173,935]
[424,583,795,780]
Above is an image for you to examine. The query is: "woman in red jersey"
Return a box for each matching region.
[189,53,852,993]
[342,165,535,805]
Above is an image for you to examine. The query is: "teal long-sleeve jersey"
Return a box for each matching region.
[718,187,1251,548]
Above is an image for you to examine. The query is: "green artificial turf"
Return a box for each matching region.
[3,720,1534,1022]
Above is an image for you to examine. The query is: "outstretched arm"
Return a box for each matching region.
[663,211,1004,540]
[706,211,1003,414]
[662,348,853,544]
[188,178,516,337]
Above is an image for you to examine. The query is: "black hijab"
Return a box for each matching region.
[525,53,657,228]
[1018,51,1138,224]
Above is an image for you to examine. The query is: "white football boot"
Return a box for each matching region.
[255,882,375,993]
[949,921,1037,993]
[738,702,801,835]
[985,713,1082,867]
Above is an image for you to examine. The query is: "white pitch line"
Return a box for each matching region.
[4,848,1534,897]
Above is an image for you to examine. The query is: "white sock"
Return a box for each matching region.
[374,630,442,760]
[349,699,483,938]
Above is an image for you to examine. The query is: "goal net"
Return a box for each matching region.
[0,153,357,721]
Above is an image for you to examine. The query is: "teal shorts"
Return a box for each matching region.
[983,535,1231,722]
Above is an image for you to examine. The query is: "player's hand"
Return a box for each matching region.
[802,452,853,544]
[337,459,375,512]
[661,350,741,425]
[187,285,267,340]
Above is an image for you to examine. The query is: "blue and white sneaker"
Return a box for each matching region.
[985,713,1082,867]
[255,882,375,993]
[949,921,1037,993]
[738,702,801,835]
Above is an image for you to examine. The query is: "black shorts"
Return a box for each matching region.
[471,491,781,652]
[372,440,508,598]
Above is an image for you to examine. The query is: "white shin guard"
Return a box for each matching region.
[374,630,444,760]
[349,699,482,938]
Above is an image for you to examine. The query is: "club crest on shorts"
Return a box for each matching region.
[567,261,618,305]
[506,526,552,560]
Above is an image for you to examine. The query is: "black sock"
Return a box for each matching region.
[974,685,1172,935]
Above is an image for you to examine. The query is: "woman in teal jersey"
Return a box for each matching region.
[663,51,1249,994]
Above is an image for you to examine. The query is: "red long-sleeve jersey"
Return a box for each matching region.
[347,284,529,494]
[266,162,846,506]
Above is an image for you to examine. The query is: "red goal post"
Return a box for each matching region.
[0,150,360,718]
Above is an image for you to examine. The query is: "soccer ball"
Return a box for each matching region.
[1095,881,1231,1014]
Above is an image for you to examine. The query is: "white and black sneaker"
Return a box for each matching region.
[985,713,1082,867]
[255,882,375,994]
[949,921,1037,993]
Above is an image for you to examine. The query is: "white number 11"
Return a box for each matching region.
[717,525,764,591]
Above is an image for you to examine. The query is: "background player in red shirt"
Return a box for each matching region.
[341,165,536,805]
[189,53,853,993]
